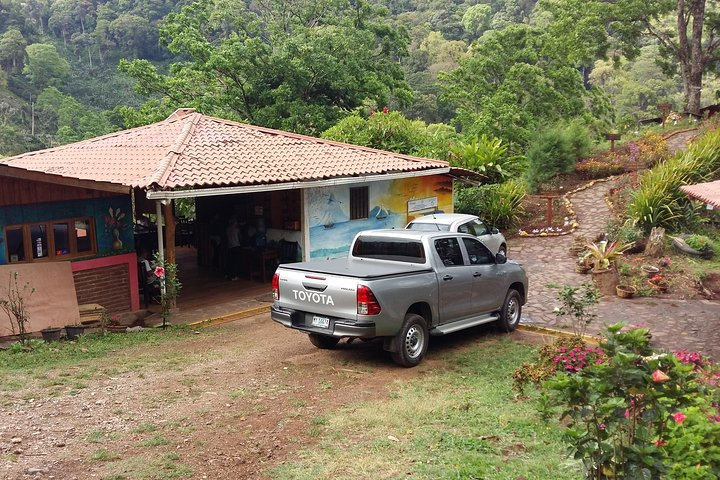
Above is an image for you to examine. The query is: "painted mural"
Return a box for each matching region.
[0,195,133,265]
[307,175,453,259]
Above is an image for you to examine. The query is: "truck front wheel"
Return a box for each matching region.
[308,333,340,349]
[498,289,522,332]
[391,314,429,367]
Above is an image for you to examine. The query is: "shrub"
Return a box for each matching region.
[448,134,524,184]
[575,157,625,179]
[686,234,713,252]
[628,129,720,231]
[454,179,526,229]
[543,323,720,480]
[525,126,574,192]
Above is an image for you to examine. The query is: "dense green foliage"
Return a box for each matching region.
[525,121,593,193]
[0,0,710,158]
[628,129,720,231]
[321,109,457,159]
[455,180,527,229]
[543,323,720,479]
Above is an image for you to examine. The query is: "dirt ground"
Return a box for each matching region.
[0,315,526,480]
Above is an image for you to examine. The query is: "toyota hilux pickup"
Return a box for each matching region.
[271,229,528,367]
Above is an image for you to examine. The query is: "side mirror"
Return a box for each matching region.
[495,252,507,264]
[491,227,499,234]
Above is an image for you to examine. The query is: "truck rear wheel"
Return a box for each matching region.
[308,333,340,349]
[498,289,522,332]
[391,314,428,367]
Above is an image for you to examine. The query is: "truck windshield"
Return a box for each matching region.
[352,236,426,263]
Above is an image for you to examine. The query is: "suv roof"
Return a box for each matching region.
[407,213,478,225]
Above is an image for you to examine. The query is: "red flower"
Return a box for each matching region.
[652,369,670,383]
[672,411,686,424]
[154,266,166,278]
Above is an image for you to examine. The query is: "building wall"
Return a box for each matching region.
[0,195,134,265]
[305,175,453,260]
[72,261,133,313]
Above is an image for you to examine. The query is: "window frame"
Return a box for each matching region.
[4,216,97,264]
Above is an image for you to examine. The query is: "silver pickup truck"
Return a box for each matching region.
[271,229,528,367]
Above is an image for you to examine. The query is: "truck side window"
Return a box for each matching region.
[462,238,494,265]
[434,238,463,266]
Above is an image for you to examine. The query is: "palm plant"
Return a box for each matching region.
[583,240,633,271]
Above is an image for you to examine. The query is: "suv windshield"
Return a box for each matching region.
[352,236,426,263]
[406,222,450,232]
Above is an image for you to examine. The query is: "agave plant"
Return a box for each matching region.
[583,240,634,271]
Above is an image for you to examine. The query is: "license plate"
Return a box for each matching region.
[311,315,330,328]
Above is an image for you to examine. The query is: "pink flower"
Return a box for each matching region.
[154,266,165,278]
[655,438,667,447]
[672,412,686,424]
[624,409,630,419]
[599,423,606,430]
[652,369,670,383]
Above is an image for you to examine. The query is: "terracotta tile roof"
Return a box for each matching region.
[1,109,450,190]
[681,180,720,208]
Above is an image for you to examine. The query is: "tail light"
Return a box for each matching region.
[272,273,280,301]
[357,284,381,315]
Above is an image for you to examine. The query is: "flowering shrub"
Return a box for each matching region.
[575,158,625,179]
[552,345,606,373]
[543,323,720,479]
[658,257,672,268]
[152,253,182,327]
[512,336,587,395]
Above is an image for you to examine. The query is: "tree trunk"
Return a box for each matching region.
[678,0,706,115]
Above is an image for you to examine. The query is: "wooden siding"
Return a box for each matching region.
[0,177,117,208]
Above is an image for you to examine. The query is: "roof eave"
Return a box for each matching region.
[146,167,452,200]
[0,165,131,194]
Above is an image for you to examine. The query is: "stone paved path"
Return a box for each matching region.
[514,173,720,359]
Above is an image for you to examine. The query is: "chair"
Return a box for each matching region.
[137,260,160,308]
[278,239,299,264]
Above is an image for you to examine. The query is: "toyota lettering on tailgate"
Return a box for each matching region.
[292,290,335,306]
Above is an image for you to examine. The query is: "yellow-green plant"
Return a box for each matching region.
[583,240,633,271]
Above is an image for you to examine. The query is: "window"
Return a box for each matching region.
[351,236,426,263]
[434,238,463,267]
[471,219,489,236]
[4,217,96,263]
[462,238,494,265]
[349,186,369,220]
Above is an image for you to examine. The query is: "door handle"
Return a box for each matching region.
[473,272,482,277]
[443,274,453,281]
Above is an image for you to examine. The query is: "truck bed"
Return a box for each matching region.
[279,257,432,279]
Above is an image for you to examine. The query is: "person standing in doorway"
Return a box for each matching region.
[226,217,242,280]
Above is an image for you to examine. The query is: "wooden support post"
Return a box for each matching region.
[162,202,176,265]
[542,195,558,228]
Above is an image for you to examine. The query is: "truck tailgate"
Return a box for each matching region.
[275,267,360,319]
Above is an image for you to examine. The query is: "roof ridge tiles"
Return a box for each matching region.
[199,113,449,167]
[150,113,201,188]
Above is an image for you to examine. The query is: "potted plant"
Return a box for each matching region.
[648,274,669,293]
[616,284,637,299]
[64,323,87,340]
[106,314,127,333]
[641,264,660,277]
[574,256,593,274]
[672,234,715,259]
[40,326,63,341]
[583,240,633,272]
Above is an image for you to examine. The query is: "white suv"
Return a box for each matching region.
[405,213,507,256]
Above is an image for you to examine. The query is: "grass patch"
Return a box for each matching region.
[85,429,121,443]
[131,422,158,434]
[103,454,192,479]
[269,337,580,480]
[91,448,120,462]
[139,434,170,447]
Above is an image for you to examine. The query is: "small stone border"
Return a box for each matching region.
[517,323,601,345]
[518,175,623,238]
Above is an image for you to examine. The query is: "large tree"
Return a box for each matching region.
[440,25,599,150]
[119,0,411,135]
[540,0,720,115]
